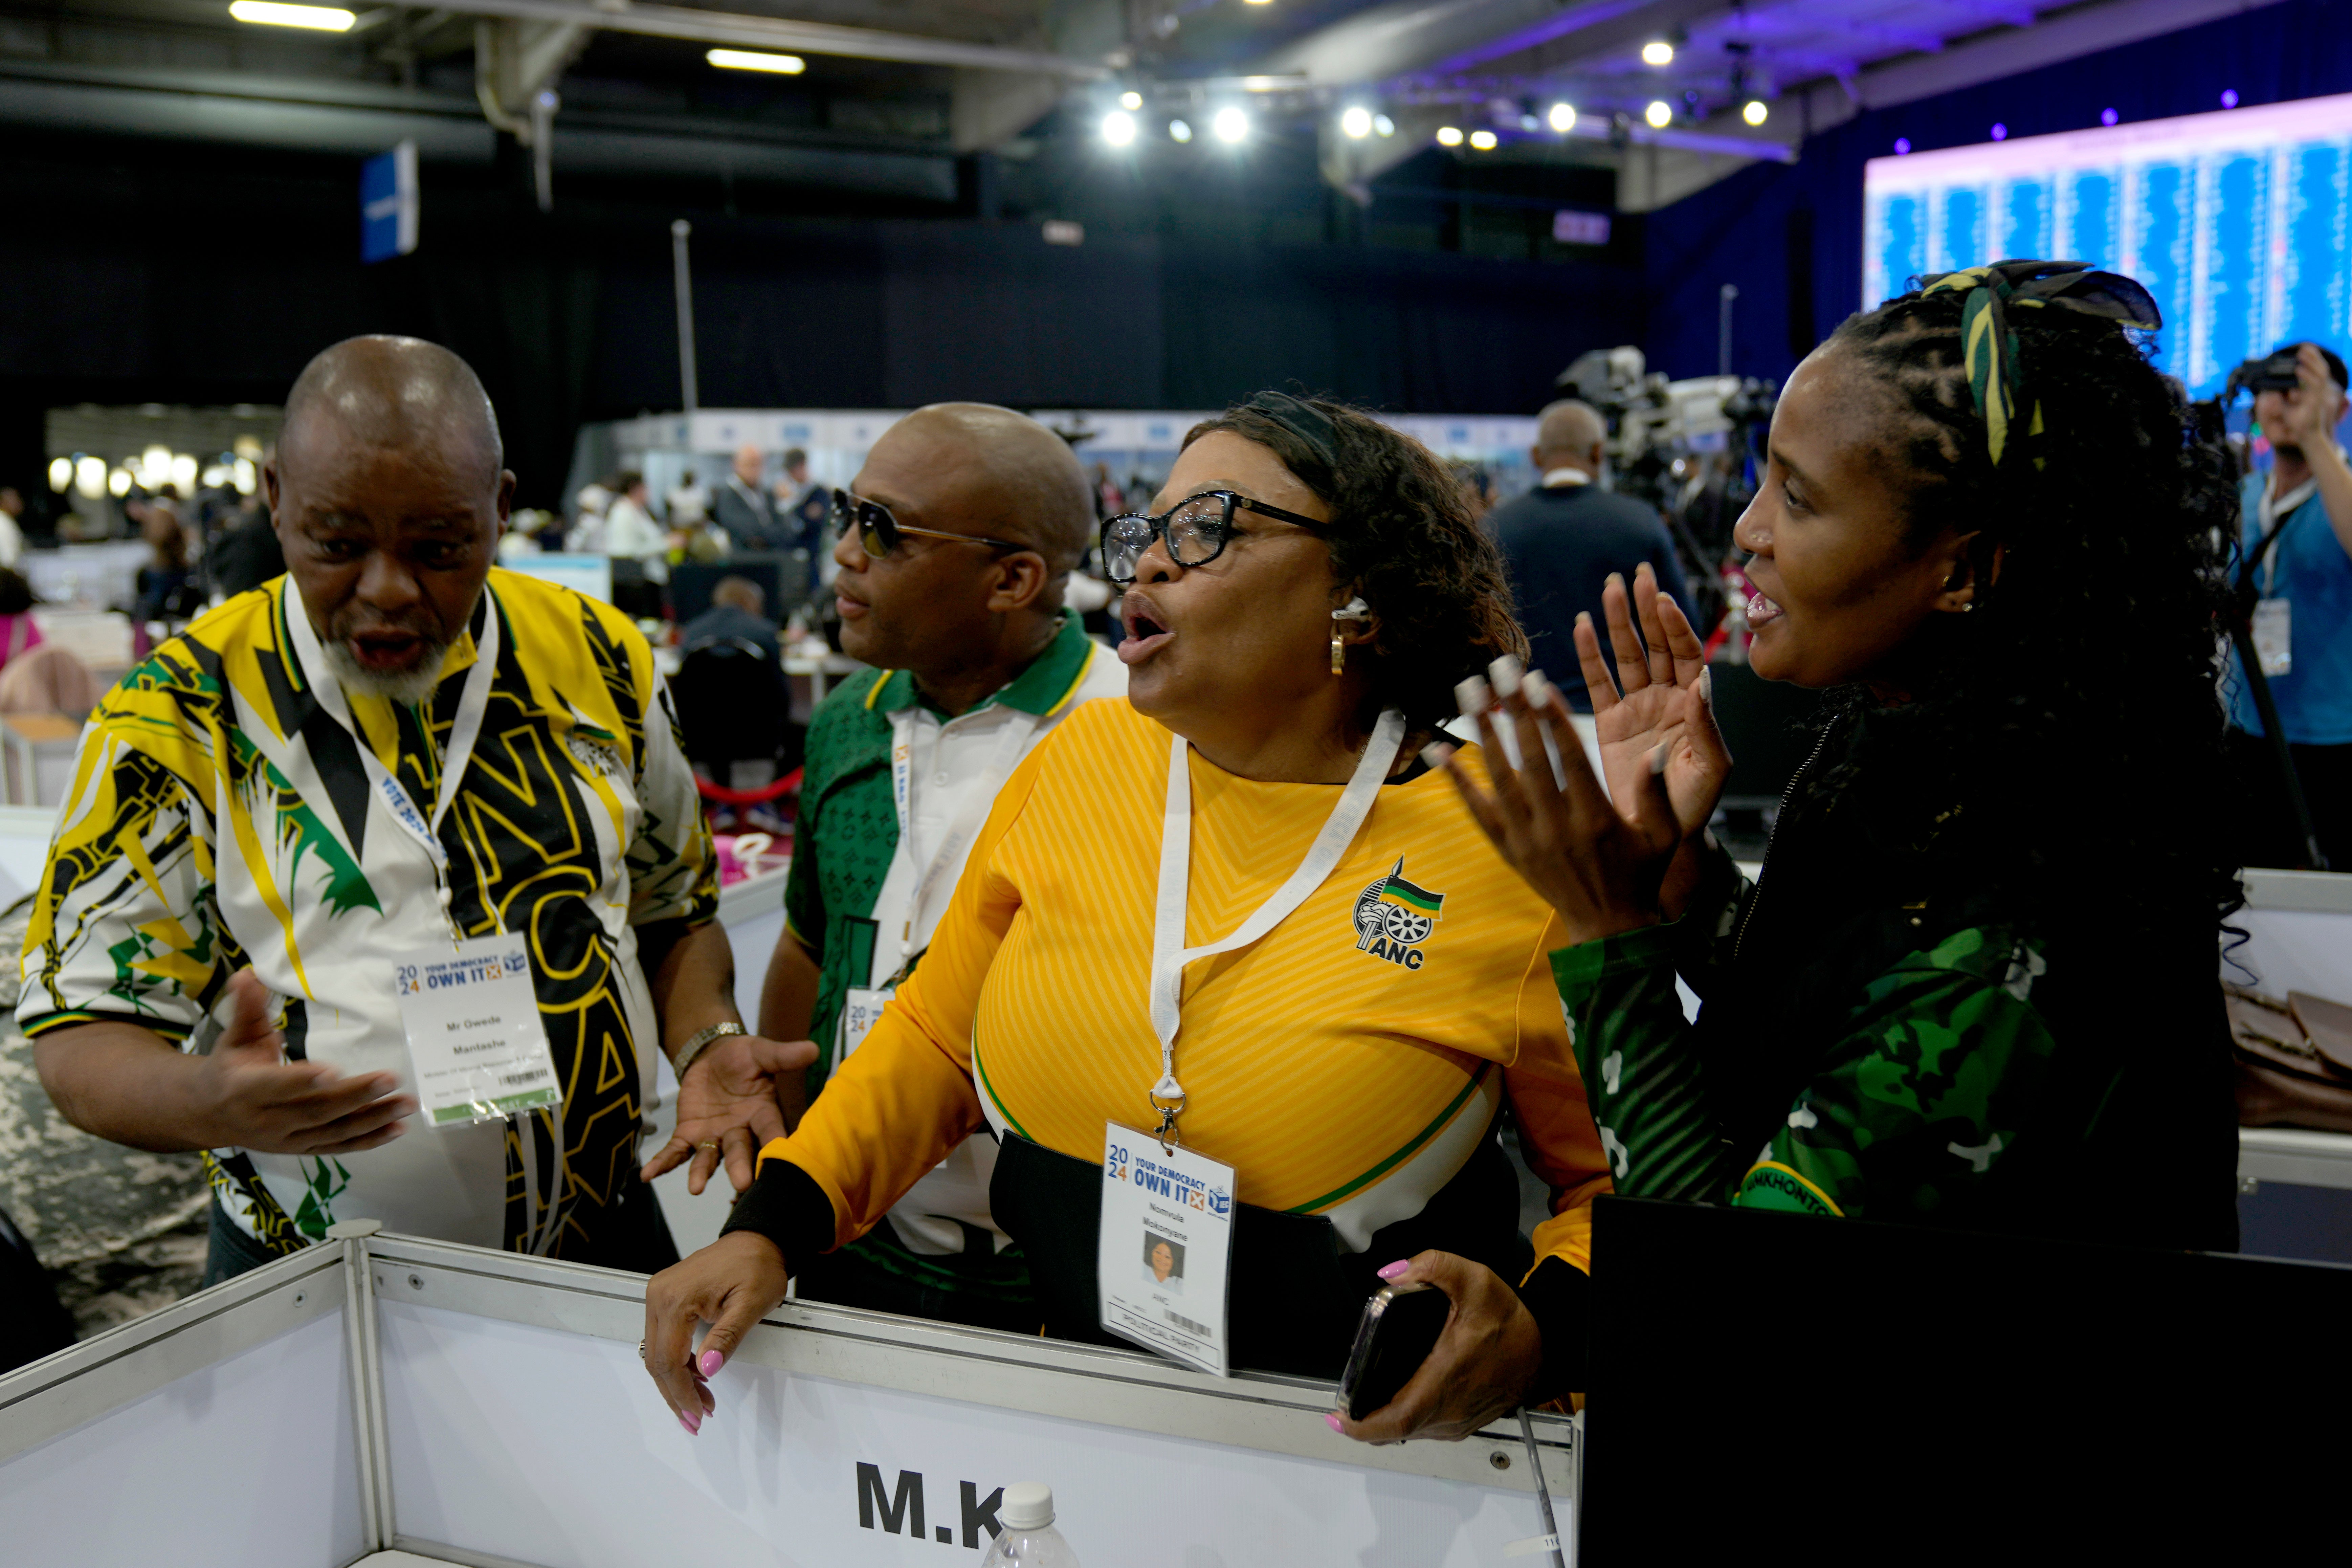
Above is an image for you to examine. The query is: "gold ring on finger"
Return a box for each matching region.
[694,1140,720,1151]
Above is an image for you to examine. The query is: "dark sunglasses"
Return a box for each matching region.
[833,488,1029,558]
[1099,490,1326,586]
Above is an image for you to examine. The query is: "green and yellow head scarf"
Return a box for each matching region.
[1915,259,2164,468]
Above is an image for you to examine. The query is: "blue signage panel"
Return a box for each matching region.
[361,140,419,264]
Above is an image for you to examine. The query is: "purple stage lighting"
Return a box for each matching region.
[2222,89,2239,108]
[2101,107,2119,126]
[1894,137,1911,155]
[1991,123,2008,140]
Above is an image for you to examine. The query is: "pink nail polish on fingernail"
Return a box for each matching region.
[1325,1412,1344,1432]
[1376,1260,1410,1280]
[678,1410,700,1435]
[698,1349,724,1377]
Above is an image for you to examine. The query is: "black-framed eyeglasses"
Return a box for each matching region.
[833,488,1029,559]
[1099,490,1326,586]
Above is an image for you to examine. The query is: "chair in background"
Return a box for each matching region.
[0,643,102,805]
[670,636,802,833]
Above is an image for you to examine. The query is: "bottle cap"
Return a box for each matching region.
[1000,1482,1054,1530]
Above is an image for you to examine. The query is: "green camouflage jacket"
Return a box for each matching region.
[1551,869,2060,1222]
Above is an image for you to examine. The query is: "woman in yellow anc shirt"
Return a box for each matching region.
[642,393,1612,1444]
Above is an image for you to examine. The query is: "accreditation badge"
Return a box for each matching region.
[2253,597,2293,677]
[390,935,561,1126]
[1098,1123,1236,1377]
[839,986,896,1064]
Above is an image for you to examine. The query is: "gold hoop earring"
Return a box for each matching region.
[1331,632,1345,674]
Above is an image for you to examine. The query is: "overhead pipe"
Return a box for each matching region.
[439,0,1105,78]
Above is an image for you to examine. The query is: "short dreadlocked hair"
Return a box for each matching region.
[1814,284,2242,931]
[1183,398,1525,731]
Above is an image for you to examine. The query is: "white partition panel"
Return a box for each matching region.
[379,1299,1558,1568]
[0,1308,366,1567]
[2233,871,2352,998]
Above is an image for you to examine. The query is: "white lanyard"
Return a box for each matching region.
[285,578,505,942]
[883,697,1044,976]
[1146,707,1404,1142]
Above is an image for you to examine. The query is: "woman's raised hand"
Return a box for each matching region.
[1576,562,1729,842]
[1431,650,1706,947]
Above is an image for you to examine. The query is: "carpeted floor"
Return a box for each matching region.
[0,899,211,1338]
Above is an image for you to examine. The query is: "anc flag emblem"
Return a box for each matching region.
[1353,857,1445,968]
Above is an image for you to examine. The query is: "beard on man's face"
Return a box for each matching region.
[318,588,479,707]
[321,634,447,706]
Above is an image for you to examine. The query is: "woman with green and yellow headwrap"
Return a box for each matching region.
[1437,259,2244,1250]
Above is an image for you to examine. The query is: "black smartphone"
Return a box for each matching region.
[1334,1283,1450,1422]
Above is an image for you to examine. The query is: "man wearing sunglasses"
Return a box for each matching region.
[756,401,1126,1332]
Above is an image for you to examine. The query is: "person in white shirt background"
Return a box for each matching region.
[604,470,670,586]
[0,487,25,568]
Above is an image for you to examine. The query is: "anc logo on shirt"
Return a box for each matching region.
[1352,857,1445,970]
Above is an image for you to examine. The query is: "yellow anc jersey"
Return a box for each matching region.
[765,696,1610,1279]
[17,570,716,1258]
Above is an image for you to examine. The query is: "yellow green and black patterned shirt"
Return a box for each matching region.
[16,569,717,1259]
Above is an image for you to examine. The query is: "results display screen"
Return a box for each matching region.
[1863,92,2352,398]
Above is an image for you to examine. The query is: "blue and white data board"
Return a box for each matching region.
[1863,93,2352,398]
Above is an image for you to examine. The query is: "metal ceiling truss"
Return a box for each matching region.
[421,0,1108,78]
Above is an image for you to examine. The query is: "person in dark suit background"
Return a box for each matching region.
[679,575,781,665]
[776,448,831,558]
[714,444,788,552]
[1487,400,1696,711]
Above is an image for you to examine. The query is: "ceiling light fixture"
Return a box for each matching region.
[228,1,354,29]
[1436,125,1464,147]
[1101,110,1137,146]
[1641,39,1674,66]
[1213,106,1249,143]
[1169,118,1194,142]
[1341,105,1372,139]
[1742,99,1769,126]
[1548,102,1576,133]
[707,48,805,73]
[1468,129,1498,150]
[1644,100,1672,129]
[1373,113,1394,136]
[1120,90,1142,111]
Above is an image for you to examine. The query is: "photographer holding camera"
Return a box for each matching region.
[2230,341,2352,870]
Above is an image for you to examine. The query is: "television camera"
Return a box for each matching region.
[1555,346,1777,634]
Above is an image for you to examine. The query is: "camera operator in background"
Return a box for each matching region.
[1486,399,1695,711]
[2230,341,2352,870]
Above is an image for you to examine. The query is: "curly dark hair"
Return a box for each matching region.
[1816,284,2242,933]
[1182,398,1525,731]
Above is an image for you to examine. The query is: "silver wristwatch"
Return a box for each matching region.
[669,1020,746,1082]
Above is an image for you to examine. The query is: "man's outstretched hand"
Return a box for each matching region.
[640,1032,818,1195]
[199,968,416,1155]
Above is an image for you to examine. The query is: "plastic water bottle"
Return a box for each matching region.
[978,1482,1080,1567]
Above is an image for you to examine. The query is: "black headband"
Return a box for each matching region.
[1235,391,1343,471]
